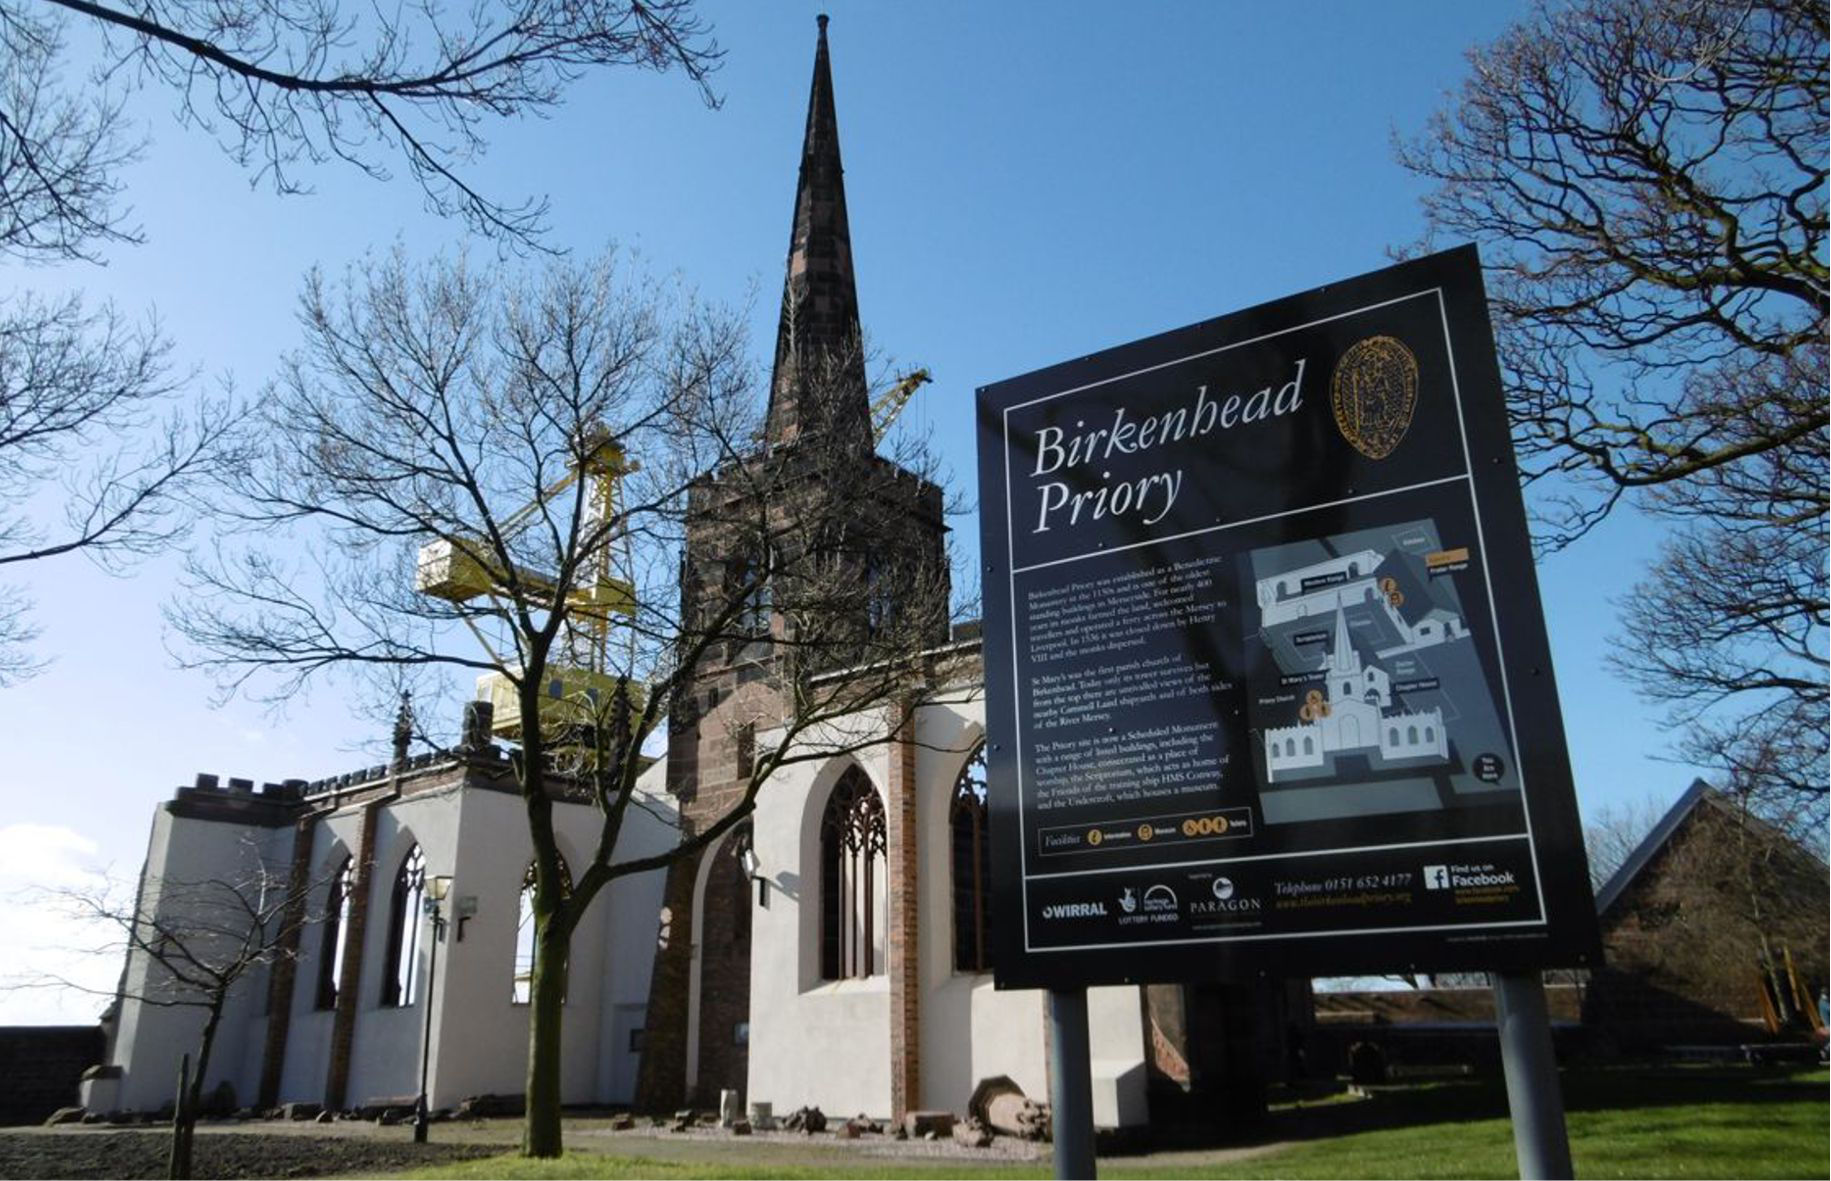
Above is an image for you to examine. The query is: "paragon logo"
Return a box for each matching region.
[1191,876,1261,915]
[1041,901,1110,920]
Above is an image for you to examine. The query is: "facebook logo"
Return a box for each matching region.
[1423,864,1450,890]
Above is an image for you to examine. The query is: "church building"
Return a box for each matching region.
[83,19,1298,1132]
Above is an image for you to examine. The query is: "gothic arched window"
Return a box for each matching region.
[731,549,773,637]
[820,767,886,980]
[381,844,426,1007]
[865,552,895,638]
[513,857,573,1004]
[951,744,992,974]
[315,857,354,1010]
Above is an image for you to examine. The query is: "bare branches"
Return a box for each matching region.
[0,3,141,263]
[1398,0,1826,542]
[12,0,721,249]
[1402,0,1829,825]
[0,291,237,681]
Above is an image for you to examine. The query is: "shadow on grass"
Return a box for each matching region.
[1267,1064,1828,1144]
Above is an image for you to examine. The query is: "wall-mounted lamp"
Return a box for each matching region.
[737,842,767,908]
[415,874,454,1145]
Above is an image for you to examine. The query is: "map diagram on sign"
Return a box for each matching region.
[1241,519,1520,826]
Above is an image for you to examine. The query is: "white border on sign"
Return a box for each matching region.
[996,285,1548,958]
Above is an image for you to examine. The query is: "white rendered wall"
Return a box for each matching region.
[110,805,296,1113]
[118,763,675,1113]
[416,766,673,1109]
[747,733,895,1118]
[913,693,1147,1126]
[745,689,1150,1125]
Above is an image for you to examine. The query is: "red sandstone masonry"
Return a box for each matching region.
[257,812,321,1107]
[323,799,382,1111]
[886,697,921,1119]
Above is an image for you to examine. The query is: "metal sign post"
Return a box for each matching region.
[1494,972,1574,1179]
[1047,988,1097,1179]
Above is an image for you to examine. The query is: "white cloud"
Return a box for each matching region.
[0,823,102,889]
[0,824,120,1024]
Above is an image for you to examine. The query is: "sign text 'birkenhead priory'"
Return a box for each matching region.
[1029,361,1307,534]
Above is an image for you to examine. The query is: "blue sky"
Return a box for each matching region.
[1,2,1701,1020]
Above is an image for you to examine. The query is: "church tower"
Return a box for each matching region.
[635,16,950,1110]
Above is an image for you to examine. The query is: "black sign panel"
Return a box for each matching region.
[975,246,1600,988]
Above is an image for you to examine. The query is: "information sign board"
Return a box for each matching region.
[976,247,1601,988]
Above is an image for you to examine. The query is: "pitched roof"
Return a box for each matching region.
[1593,778,1716,917]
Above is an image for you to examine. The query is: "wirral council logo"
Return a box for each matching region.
[1041,901,1109,920]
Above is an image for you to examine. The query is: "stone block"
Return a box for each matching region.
[903,1109,954,1139]
[953,1117,993,1149]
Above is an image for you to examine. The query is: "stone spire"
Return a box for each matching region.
[764,14,873,454]
[1328,591,1359,676]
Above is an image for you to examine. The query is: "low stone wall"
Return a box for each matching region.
[0,1026,105,1126]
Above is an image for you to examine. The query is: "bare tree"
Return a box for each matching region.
[1603,786,1827,1030]
[1398,0,1825,538]
[0,0,720,678]
[15,851,320,1177]
[1583,793,1669,893]
[3,0,720,250]
[0,291,235,685]
[1398,0,1828,819]
[169,247,958,1156]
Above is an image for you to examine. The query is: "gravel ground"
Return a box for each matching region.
[0,1129,496,1180]
[576,1122,1050,1164]
[0,1117,1060,1178]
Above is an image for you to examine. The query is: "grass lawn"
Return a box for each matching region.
[389,1065,1829,1180]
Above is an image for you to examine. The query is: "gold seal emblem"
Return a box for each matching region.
[1331,335,1419,459]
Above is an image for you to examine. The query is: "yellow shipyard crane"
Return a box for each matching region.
[872,368,930,443]
[414,422,639,745]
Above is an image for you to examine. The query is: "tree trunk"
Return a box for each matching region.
[521,909,570,1157]
[170,1003,225,1179]
[168,1054,191,1181]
